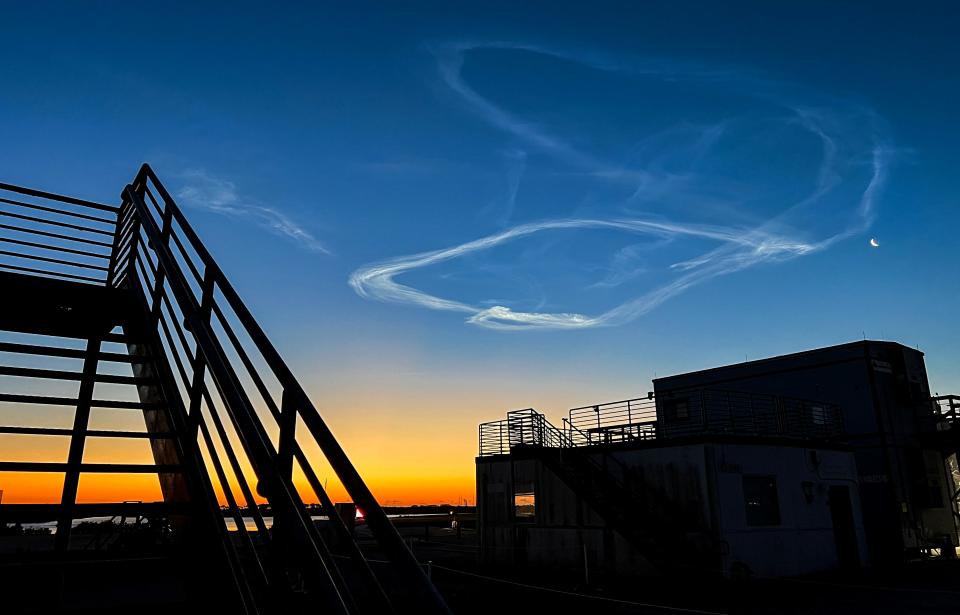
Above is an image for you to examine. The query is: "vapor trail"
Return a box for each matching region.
[349,43,893,330]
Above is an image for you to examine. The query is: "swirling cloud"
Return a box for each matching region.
[350,43,892,330]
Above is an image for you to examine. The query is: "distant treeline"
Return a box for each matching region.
[221,503,476,517]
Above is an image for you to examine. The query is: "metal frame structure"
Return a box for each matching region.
[931,395,960,527]
[0,165,450,614]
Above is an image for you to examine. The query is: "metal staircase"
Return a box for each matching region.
[501,409,700,573]
[0,165,450,614]
[928,395,960,528]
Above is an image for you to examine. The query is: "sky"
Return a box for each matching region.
[0,1,958,505]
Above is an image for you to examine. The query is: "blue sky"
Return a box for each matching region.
[2,2,959,497]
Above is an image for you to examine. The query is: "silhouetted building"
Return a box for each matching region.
[655,340,959,565]
[476,341,958,578]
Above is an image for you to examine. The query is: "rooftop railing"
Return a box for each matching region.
[567,397,657,446]
[478,388,844,456]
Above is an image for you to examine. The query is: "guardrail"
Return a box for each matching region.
[932,395,959,426]
[0,181,119,284]
[568,397,657,446]
[479,409,569,456]
[479,389,844,456]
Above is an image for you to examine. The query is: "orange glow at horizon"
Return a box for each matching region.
[0,472,476,507]
[0,364,533,508]
[0,420,479,506]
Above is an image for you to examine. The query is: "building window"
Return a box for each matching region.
[514,482,536,521]
[743,476,781,526]
[665,397,690,421]
[809,404,826,426]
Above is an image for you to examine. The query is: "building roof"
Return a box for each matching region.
[653,340,921,387]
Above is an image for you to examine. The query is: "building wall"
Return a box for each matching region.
[709,443,868,577]
[477,441,866,578]
[477,455,654,574]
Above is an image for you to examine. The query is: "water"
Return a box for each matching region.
[20,513,444,534]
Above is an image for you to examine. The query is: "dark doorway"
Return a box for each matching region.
[829,485,860,569]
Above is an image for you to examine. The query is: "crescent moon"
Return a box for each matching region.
[869,238,880,248]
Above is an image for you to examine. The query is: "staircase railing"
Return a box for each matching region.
[932,395,959,429]
[110,164,449,614]
[487,409,649,511]
[485,408,686,566]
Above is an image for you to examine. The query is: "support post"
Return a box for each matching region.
[273,389,297,548]
[278,390,297,481]
[55,336,101,551]
[583,543,590,586]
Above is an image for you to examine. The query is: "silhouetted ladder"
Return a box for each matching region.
[0,166,450,614]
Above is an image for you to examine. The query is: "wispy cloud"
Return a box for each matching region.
[477,149,527,226]
[350,42,894,330]
[176,169,329,254]
[587,242,660,289]
[350,217,820,330]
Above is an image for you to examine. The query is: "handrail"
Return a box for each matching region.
[0,194,115,224]
[125,183,357,613]
[115,164,448,614]
[0,180,119,213]
[0,180,120,285]
[569,396,652,412]
[563,418,595,446]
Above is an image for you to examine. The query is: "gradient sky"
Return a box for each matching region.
[1,2,958,505]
